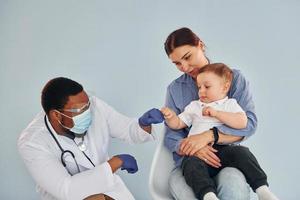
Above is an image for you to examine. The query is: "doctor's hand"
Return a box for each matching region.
[138,108,164,126]
[116,154,138,174]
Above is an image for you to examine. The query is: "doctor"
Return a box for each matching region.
[18,77,164,200]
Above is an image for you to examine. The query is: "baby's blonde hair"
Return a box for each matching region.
[197,63,233,85]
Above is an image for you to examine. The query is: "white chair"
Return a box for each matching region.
[149,130,174,200]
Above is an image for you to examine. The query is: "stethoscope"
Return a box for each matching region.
[44,115,95,174]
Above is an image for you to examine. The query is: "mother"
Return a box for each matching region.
[163,27,257,200]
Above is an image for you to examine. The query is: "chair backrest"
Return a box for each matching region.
[149,130,174,200]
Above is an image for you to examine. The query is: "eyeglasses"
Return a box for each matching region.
[60,101,90,114]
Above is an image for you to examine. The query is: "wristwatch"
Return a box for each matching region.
[210,127,219,144]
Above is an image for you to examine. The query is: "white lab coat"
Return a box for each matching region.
[18,96,155,200]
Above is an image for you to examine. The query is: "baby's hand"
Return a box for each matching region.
[161,107,175,119]
[202,106,218,117]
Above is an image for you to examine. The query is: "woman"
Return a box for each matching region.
[163,27,257,200]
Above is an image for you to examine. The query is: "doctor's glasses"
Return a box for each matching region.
[60,100,90,114]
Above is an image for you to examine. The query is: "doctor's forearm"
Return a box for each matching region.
[140,125,151,133]
[107,157,122,173]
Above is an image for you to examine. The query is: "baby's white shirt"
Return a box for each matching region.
[178,97,244,136]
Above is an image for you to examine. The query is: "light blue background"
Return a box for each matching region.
[1,0,299,199]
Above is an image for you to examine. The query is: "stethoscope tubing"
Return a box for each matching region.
[44,115,94,174]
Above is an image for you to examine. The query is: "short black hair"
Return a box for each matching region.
[41,77,83,114]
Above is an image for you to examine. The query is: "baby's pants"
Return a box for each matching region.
[181,145,268,200]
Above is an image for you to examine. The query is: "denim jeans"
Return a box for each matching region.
[169,167,258,200]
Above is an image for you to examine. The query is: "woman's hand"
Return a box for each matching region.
[194,145,221,168]
[179,130,214,156]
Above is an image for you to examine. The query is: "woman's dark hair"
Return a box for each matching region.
[164,27,204,56]
[41,77,83,114]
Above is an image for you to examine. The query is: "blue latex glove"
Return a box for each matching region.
[117,154,138,174]
[138,108,164,126]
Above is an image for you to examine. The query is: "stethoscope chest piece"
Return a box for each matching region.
[77,141,87,152]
